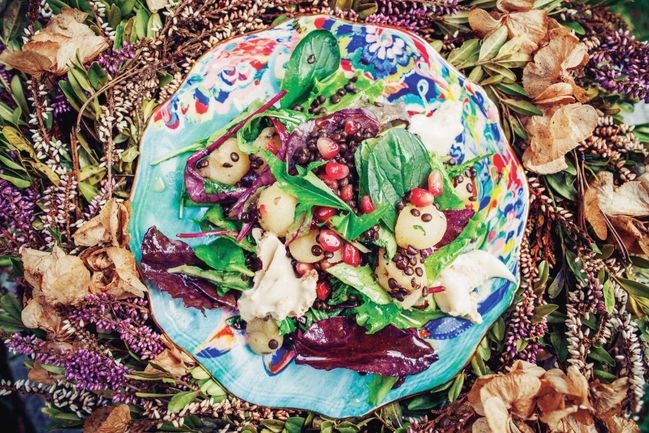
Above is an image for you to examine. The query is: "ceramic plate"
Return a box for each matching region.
[129,15,528,418]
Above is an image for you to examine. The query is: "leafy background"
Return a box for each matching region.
[0,0,648,432]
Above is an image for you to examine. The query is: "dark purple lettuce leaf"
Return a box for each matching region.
[140,227,236,310]
[437,208,475,248]
[184,90,287,204]
[285,108,381,169]
[293,316,438,376]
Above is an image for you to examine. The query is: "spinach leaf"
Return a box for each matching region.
[236,109,306,154]
[354,297,444,334]
[278,317,297,336]
[303,71,384,113]
[424,216,485,284]
[326,263,391,305]
[168,265,250,294]
[329,204,389,240]
[280,30,341,109]
[203,205,238,231]
[428,153,466,210]
[446,153,490,177]
[203,179,240,195]
[355,128,432,228]
[194,237,253,276]
[368,375,399,405]
[262,150,352,213]
[372,224,397,259]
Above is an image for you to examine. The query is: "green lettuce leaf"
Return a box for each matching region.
[326,263,391,305]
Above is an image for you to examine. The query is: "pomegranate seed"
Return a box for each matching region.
[424,285,445,295]
[409,188,435,207]
[342,243,361,266]
[340,184,353,201]
[319,173,339,190]
[295,262,314,276]
[343,119,359,135]
[318,229,343,252]
[427,171,444,197]
[316,137,340,159]
[316,280,331,300]
[313,206,336,222]
[360,195,375,214]
[325,162,349,180]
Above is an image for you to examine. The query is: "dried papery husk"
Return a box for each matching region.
[83,404,131,433]
[73,199,130,248]
[21,246,91,306]
[522,103,598,174]
[81,247,147,299]
[0,8,108,76]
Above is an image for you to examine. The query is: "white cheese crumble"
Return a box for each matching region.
[433,250,515,324]
[408,100,464,156]
[237,229,318,322]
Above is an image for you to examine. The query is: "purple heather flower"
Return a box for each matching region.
[502,289,547,365]
[365,0,459,32]
[51,91,71,118]
[69,294,164,360]
[96,43,136,76]
[63,349,130,392]
[6,334,131,392]
[0,176,40,254]
[586,29,649,103]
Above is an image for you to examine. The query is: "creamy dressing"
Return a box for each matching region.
[432,250,515,324]
[408,100,464,156]
[237,229,318,322]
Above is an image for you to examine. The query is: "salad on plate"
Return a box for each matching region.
[139,29,515,392]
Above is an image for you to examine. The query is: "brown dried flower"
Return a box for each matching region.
[83,405,131,433]
[27,361,60,385]
[584,171,649,256]
[468,0,548,54]
[467,362,638,433]
[145,336,195,377]
[0,8,108,76]
[522,103,598,174]
[21,297,62,332]
[73,199,130,248]
[21,246,91,306]
[81,247,147,298]
[523,25,590,105]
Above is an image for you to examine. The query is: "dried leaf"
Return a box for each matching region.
[584,171,649,255]
[591,378,628,414]
[469,362,638,433]
[469,9,503,37]
[0,8,108,76]
[83,405,131,433]
[81,247,147,298]
[504,10,548,54]
[21,297,62,332]
[27,361,58,385]
[497,0,534,12]
[523,26,589,103]
[523,103,597,174]
[468,361,543,432]
[73,199,130,247]
[146,0,169,12]
[22,246,91,306]
[145,336,195,377]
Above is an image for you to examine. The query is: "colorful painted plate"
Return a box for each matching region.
[129,15,528,417]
